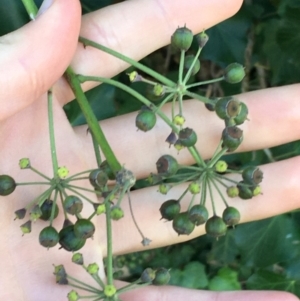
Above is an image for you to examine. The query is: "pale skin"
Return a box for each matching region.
[0,0,299,300]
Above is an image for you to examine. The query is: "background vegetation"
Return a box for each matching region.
[1,0,300,296]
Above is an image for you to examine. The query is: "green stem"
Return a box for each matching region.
[210,176,229,207]
[65,67,121,174]
[78,36,176,88]
[183,47,202,85]
[104,202,113,286]
[91,130,102,167]
[48,88,59,177]
[207,147,228,168]
[29,166,52,181]
[21,0,38,20]
[16,182,51,186]
[184,90,215,105]
[186,76,225,89]
[117,281,151,294]
[178,50,185,84]
[65,169,95,181]
[64,184,97,204]
[207,176,216,216]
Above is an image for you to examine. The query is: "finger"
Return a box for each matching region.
[105,156,300,254]
[58,0,243,102]
[120,284,298,301]
[0,0,81,120]
[76,84,300,180]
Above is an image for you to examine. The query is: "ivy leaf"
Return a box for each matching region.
[234,215,300,268]
[208,267,241,291]
[247,269,300,295]
[169,262,208,289]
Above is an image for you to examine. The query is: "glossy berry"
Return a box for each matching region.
[153,268,171,285]
[59,225,86,252]
[39,226,59,249]
[89,169,108,189]
[135,110,156,132]
[160,199,181,221]
[178,127,197,147]
[40,199,59,221]
[184,55,200,75]
[195,31,209,48]
[242,166,263,186]
[237,181,253,200]
[172,212,195,235]
[171,26,193,51]
[74,219,95,239]
[215,97,241,120]
[222,126,243,151]
[205,216,227,238]
[224,63,245,84]
[234,102,248,125]
[63,195,83,215]
[222,207,240,226]
[156,155,179,177]
[188,204,208,225]
[111,206,124,220]
[0,175,16,196]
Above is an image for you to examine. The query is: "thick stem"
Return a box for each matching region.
[21,0,38,20]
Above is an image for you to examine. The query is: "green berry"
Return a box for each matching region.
[153,84,165,96]
[89,169,108,189]
[188,204,208,225]
[57,166,69,179]
[59,225,86,252]
[222,207,240,226]
[252,185,262,196]
[184,55,200,75]
[156,155,179,177]
[141,268,156,283]
[0,175,16,196]
[226,186,239,198]
[20,220,32,235]
[178,127,197,147]
[86,263,99,275]
[242,166,263,186]
[74,219,95,239]
[215,97,241,120]
[158,183,172,195]
[40,199,59,221]
[188,182,201,194]
[205,216,227,238]
[159,200,181,221]
[53,264,68,285]
[237,181,253,200]
[39,226,59,249]
[153,268,171,285]
[234,102,248,125]
[29,205,42,222]
[215,160,228,173]
[72,253,84,265]
[172,212,195,235]
[19,158,30,169]
[224,63,245,84]
[127,71,142,82]
[135,110,156,132]
[14,208,26,220]
[111,206,124,220]
[95,203,106,215]
[100,160,116,180]
[173,114,185,126]
[63,195,83,215]
[104,285,117,297]
[165,131,177,146]
[195,31,209,48]
[171,26,193,51]
[67,290,79,301]
[222,126,243,151]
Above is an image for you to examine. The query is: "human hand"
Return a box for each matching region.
[0,0,299,300]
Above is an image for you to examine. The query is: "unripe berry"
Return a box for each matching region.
[215,97,241,120]
[67,290,79,301]
[153,268,171,285]
[40,199,59,221]
[159,199,181,221]
[171,26,193,51]
[172,212,195,235]
[234,102,248,125]
[89,169,108,189]
[74,219,95,239]
[111,206,124,220]
[226,186,239,198]
[188,204,208,225]
[0,175,16,196]
[237,181,253,200]
[14,208,26,220]
[100,160,116,180]
[242,166,263,186]
[57,166,69,179]
[195,31,209,48]
[53,264,68,285]
[30,205,42,222]
[19,158,31,169]
[63,195,83,215]
[20,220,32,235]
[252,185,262,196]
[39,226,59,249]
[86,263,99,275]
[153,84,165,96]
[205,216,227,238]
[215,160,228,173]
[59,225,86,252]
[184,55,200,75]
[141,267,156,282]
[158,183,172,195]
[72,253,84,265]
[135,110,156,132]
[173,114,185,126]
[222,126,243,151]
[104,285,117,297]
[178,127,197,147]
[222,207,240,226]
[188,182,201,194]
[156,155,179,177]
[224,63,245,84]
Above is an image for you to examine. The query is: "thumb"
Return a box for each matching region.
[0,0,81,121]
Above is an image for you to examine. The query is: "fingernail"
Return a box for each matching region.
[36,0,55,17]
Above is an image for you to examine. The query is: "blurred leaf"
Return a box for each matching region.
[80,0,113,14]
[208,267,241,291]
[234,215,300,267]
[170,262,208,289]
[247,269,300,295]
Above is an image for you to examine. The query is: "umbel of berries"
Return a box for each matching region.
[171,26,193,51]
